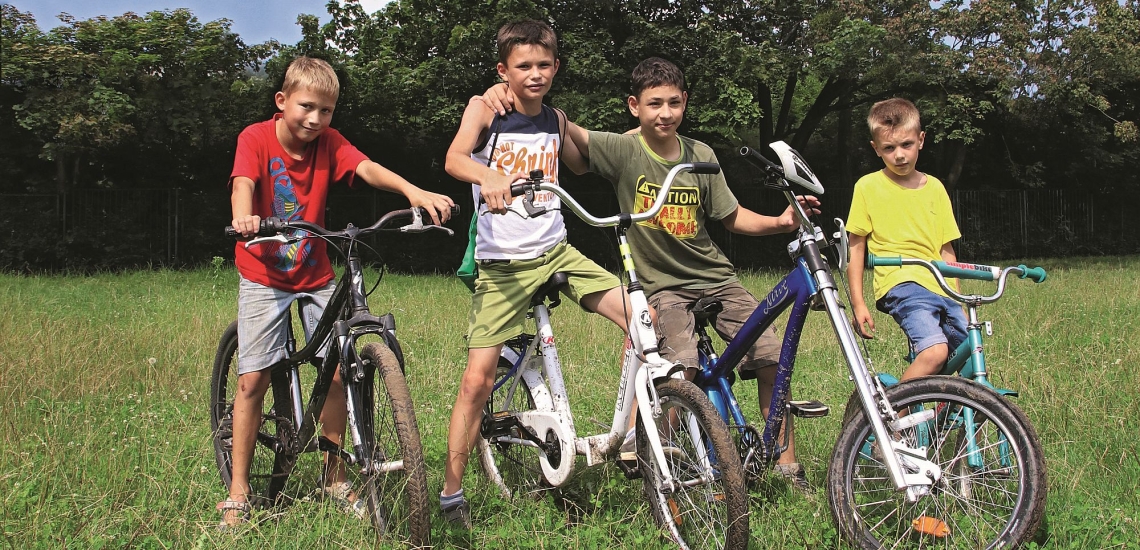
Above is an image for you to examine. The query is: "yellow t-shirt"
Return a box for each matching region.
[846,170,961,301]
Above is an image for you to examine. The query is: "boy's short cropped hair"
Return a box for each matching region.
[497,19,558,64]
[281,56,340,99]
[867,98,921,141]
[631,57,686,99]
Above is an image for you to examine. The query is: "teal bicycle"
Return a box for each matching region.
[830,254,1049,548]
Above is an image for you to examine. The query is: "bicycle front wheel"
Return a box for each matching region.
[208,321,294,507]
[353,342,430,546]
[828,376,1046,549]
[637,378,749,550]
[477,344,552,500]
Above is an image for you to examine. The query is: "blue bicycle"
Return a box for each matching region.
[688,142,1046,549]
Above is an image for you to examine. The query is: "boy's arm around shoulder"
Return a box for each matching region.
[355,160,455,225]
[561,120,590,175]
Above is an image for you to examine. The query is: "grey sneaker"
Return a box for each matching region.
[441,498,472,530]
[773,462,812,493]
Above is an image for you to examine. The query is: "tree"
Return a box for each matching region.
[1,5,274,193]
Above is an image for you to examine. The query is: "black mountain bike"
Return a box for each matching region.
[209,206,455,545]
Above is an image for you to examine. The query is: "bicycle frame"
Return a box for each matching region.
[866,255,1047,471]
[234,209,449,474]
[692,144,943,496]
[489,164,724,491]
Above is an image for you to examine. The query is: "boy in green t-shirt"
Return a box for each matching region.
[845,98,967,382]
[480,57,819,489]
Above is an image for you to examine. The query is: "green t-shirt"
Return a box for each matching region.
[588,131,739,295]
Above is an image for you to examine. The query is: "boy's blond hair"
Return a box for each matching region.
[281,56,339,99]
[496,19,557,64]
[867,98,921,142]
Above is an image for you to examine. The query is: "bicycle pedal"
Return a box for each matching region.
[788,399,830,418]
[617,452,641,479]
[481,411,520,439]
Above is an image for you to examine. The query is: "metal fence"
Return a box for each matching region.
[0,187,1131,272]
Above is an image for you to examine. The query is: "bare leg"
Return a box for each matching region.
[755,365,796,466]
[320,366,349,487]
[226,369,272,522]
[902,343,948,380]
[443,345,501,496]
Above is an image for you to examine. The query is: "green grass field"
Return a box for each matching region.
[1,257,1138,549]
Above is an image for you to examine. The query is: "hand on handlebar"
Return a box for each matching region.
[404,188,456,226]
[481,171,529,215]
[851,303,876,339]
[777,195,821,231]
[230,214,261,238]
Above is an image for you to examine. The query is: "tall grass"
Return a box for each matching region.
[1,257,1137,548]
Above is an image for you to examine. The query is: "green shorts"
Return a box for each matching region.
[467,241,619,348]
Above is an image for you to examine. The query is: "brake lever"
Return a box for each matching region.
[245,234,291,248]
[399,208,457,236]
[832,218,849,270]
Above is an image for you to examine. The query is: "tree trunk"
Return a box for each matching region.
[55,156,67,194]
[838,106,853,186]
[757,80,774,146]
[945,143,966,192]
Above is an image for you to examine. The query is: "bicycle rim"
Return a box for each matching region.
[354,342,430,546]
[637,379,749,550]
[828,376,1046,549]
[209,321,293,507]
[478,352,549,500]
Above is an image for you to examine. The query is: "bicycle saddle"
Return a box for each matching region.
[690,297,723,325]
[531,272,569,308]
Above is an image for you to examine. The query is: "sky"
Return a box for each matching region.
[4,0,391,45]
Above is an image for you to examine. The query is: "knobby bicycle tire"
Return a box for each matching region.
[209,321,295,507]
[637,378,750,550]
[354,342,430,546]
[477,349,552,500]
[828,376,1046,549]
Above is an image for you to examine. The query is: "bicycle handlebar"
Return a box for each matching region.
[867,252,1047,304]
[507,163,720,227]
[225,205,460,241]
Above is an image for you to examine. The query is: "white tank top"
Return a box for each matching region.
[470,105,566,259]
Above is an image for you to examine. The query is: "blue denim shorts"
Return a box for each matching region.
[237,276,335,374]
[876,282,967,356]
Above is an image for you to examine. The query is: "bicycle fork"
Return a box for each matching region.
[819,278,942,500]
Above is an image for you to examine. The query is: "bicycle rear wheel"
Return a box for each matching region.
[637,378,749,550]
[353,342,430,546]
[477,343,552,500]
[208,321,294,507]
[828,376,1046,549]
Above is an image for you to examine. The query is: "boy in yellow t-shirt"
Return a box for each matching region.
[845,98,966,381]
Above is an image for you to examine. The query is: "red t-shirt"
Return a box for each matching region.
[230,114,368,291]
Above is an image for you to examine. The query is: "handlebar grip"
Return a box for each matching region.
[509,183,527,197]
[933,261,1000,281]
[690,162,721,175]
[417,204,461,218]
[1018,265,1047,283]
[225,217,283,238]
[866,252,901,267]
[739,146,781,170]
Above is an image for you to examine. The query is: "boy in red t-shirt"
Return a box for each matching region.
[219,56,454,529]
